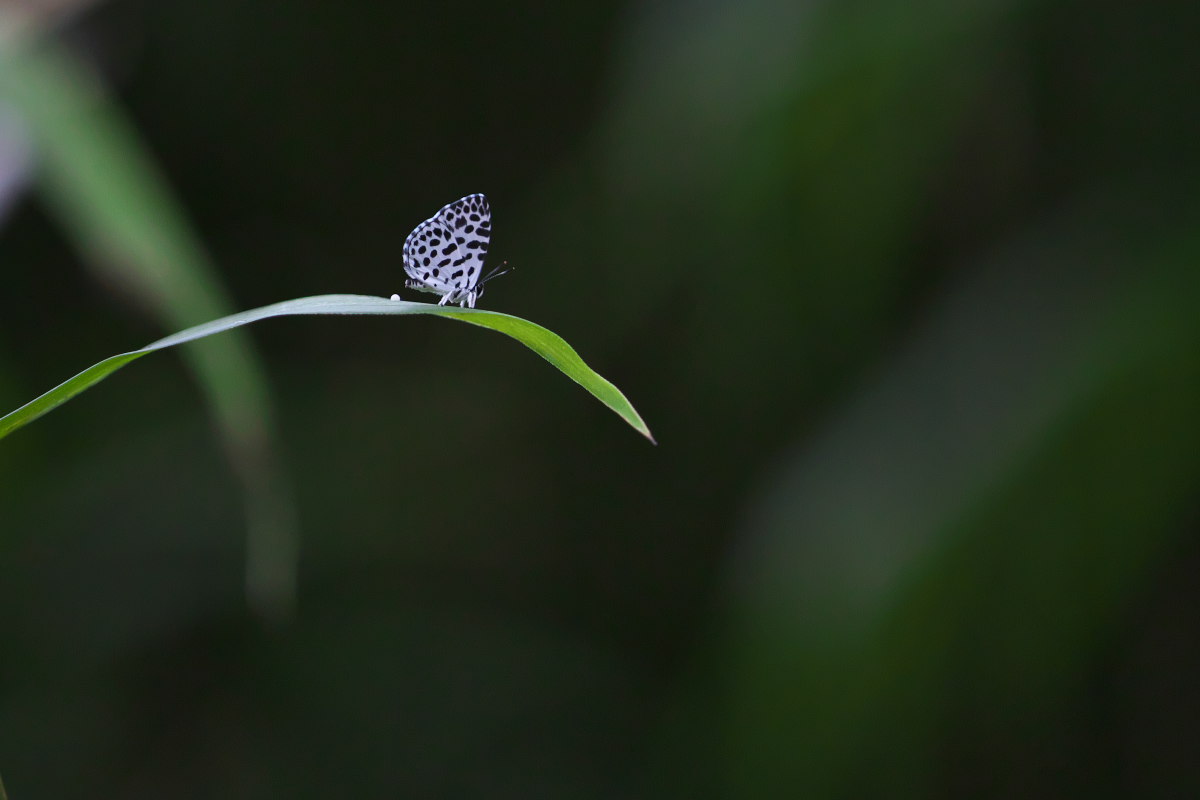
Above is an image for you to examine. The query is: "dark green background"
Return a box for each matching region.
[2,0,1198,797]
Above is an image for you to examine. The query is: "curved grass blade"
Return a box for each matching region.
[0,294,656,444]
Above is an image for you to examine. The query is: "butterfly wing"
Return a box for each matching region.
[403,193,492,306]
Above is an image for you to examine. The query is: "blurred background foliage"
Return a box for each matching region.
[0,0,1197,797]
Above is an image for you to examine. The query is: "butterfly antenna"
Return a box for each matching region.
[480,260,512,286]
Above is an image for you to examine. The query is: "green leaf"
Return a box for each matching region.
[1,38,299,619]
[0,294,656,444]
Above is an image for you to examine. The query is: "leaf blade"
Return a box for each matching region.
[0,295,655,443]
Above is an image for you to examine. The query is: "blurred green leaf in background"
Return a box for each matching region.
[0,16,297,622]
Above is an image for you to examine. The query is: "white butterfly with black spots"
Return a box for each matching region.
[395,193,508,308]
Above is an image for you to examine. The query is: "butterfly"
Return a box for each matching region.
[397,193,509,308]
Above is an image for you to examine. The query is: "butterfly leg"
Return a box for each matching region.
[437,293,452,307]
